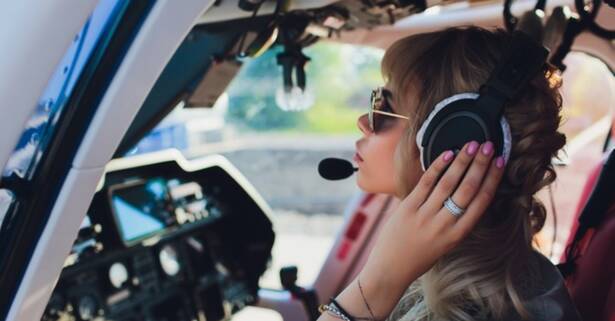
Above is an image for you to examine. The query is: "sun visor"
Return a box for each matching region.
[186,58,242,108]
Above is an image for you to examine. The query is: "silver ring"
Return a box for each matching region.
[443,197,466,217]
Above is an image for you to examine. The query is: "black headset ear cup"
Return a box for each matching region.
[417,95,505,171]
[413,31,546,171]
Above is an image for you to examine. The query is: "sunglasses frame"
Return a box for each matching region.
[369,86,410,133]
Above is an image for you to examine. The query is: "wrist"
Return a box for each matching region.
[359,258,419,298]
[356,268,411,315]
[333,270,415,321]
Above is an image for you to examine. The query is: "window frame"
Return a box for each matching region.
[0,1,156,318]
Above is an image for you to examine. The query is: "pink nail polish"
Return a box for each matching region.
[467,141,479,155]
[482,141,494,155]
[443,150,454,162]
[496,156,505,168]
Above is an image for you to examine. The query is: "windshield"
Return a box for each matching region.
[2,0,123,180]
[128,41,383,289]
[128,42,383,157]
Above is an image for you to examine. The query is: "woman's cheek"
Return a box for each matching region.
[357,154,393,194]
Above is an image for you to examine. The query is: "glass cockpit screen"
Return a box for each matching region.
[110,179,171,245]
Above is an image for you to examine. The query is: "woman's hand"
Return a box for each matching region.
[328,141,505,321]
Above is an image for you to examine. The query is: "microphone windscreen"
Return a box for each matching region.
[318,158,356,180]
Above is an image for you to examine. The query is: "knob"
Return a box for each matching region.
[77,295,98,320]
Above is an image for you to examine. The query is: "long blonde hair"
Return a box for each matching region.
[383,27,566,321]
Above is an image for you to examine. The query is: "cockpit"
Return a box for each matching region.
[0,1,613,321]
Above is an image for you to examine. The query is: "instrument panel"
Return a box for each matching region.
[108,177,222,246]
[42,152,275,321]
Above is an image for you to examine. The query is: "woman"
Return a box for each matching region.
[317,27,581,321]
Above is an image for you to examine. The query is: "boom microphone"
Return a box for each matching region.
[318,158,358,180]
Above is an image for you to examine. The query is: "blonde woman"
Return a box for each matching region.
[317,27,581,321]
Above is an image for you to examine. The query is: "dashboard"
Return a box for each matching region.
[42,151,275,321]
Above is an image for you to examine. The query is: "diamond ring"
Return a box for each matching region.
[443,197,466,217]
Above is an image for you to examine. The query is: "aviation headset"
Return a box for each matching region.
[415,30,549,171]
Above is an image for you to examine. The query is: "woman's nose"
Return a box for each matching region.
[357,113,370,134]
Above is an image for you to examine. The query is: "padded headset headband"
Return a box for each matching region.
[416,30,549,171]
[477,31,549,120]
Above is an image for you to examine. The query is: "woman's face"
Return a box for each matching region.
[354,87,423,197]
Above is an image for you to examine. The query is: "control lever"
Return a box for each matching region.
[280,266,320,321]
[70,224,103,263]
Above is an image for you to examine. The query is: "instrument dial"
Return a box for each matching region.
[108,262,129,289]
[159,245,181,276]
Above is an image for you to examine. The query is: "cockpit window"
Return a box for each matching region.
[129,41,384,289]
[537,51,614,260]
[1,0,122,180]
[129,42,384,156]
[0,189,14,229]
[559,52,613,145]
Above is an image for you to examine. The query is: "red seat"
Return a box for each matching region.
[559,149,615,321]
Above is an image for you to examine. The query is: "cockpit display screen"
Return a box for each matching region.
[110,179,171,245]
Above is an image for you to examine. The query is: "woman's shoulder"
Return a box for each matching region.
[509,250,582,321]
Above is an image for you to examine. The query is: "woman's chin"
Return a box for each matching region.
[355,173,368,192]
[355,173,378,194]
[356,173,398,195]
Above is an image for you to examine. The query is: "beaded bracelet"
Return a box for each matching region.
[330,298,356,321]
[318,302,354,321]
[318,297,377,321]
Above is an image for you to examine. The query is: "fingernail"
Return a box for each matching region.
[467,141,479,156]
[496,156,505,169]
[482,141,494,155]
[443,150,454,162]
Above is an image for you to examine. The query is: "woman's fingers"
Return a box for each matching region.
[402,149,455,210]
[452,156,505,236]
[418,141,479,215]
[435,141,495,224]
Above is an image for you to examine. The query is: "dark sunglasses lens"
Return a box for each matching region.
[368,109,376,133]
[372,111,380,133]
[369,90,378,132]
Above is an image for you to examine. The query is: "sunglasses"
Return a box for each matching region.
[368,86,410,133]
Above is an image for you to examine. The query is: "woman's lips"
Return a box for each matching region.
[353,152,364,163]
